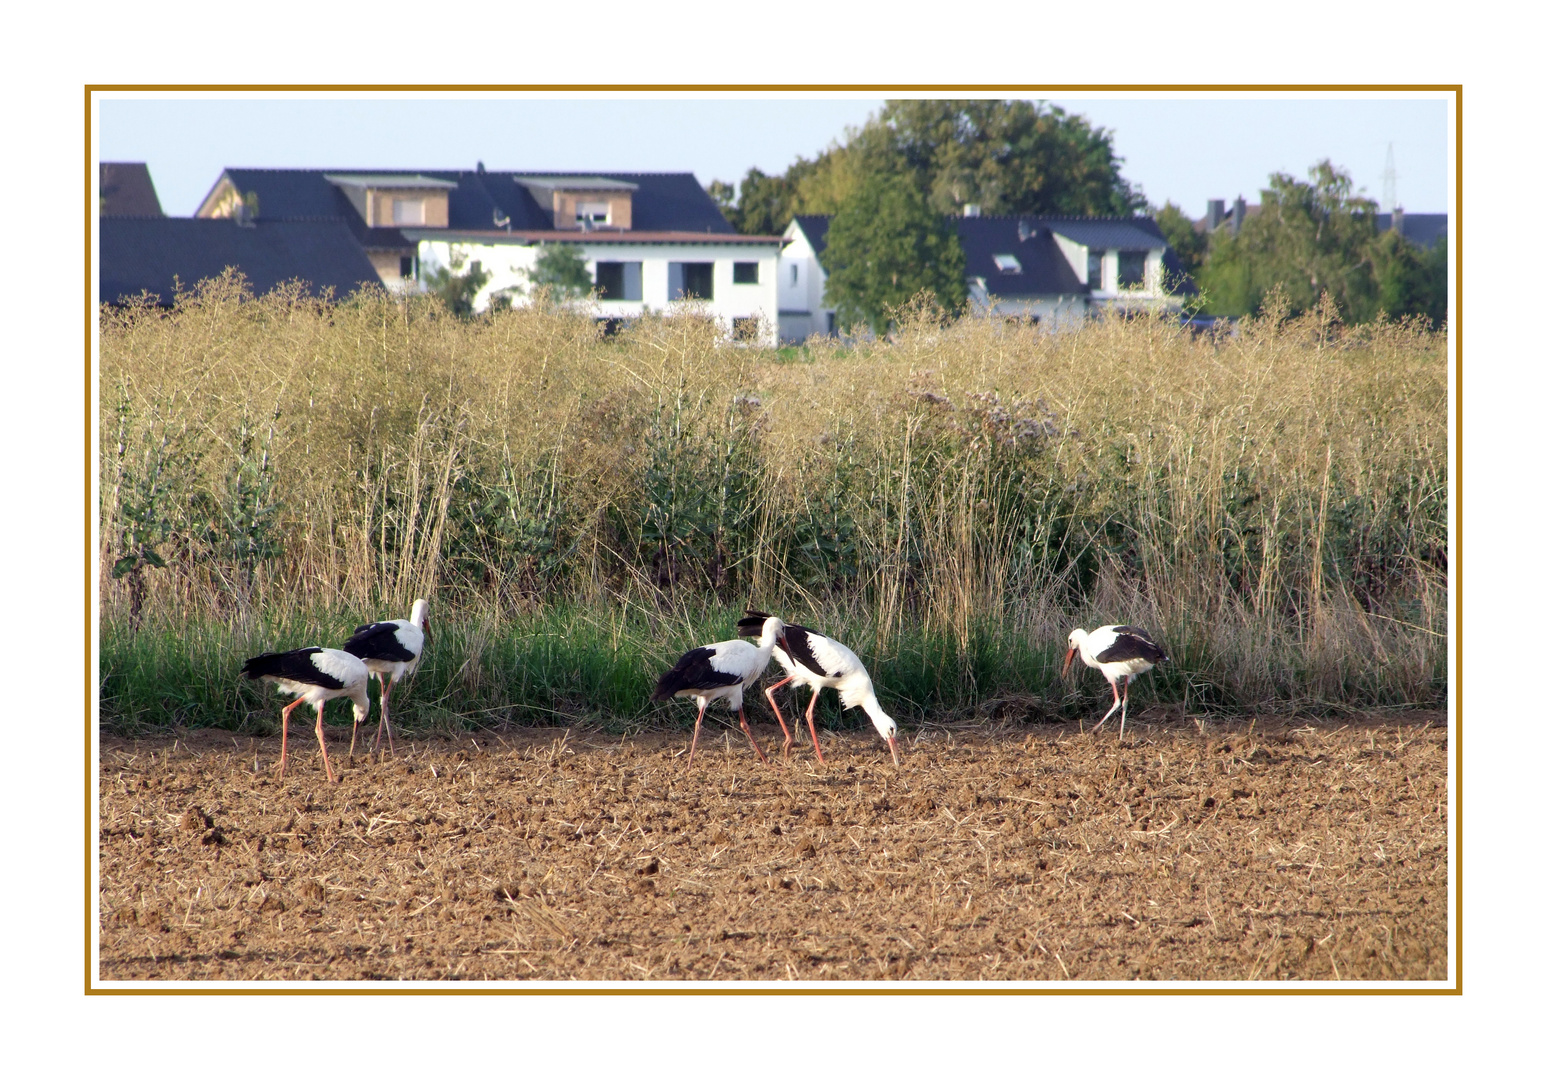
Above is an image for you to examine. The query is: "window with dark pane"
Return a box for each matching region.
[733,261,759,284]
[1118,251,1148,288]
[670,261,714,300]
[595,261,642,301]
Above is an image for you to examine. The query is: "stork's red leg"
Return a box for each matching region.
[1091,677,1124,734]
[739,706,770,765]
[763,676,797,756]
[314,703,337,783]
[687,700,707,768]
[1118,678,1131,743]
[803,690,826,764]
[373,675,397,757]
[277,697,305,779]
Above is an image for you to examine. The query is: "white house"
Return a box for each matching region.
[777,215,838,343]
[194,166,785,342]
[409,228,783,345]
[778,212,1192,340]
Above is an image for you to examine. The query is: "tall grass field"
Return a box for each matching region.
[99,276,1448,735]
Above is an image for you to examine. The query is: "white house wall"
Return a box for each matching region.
[967,283,1089,329]
[776,221,835,343]
[415,238,782,345]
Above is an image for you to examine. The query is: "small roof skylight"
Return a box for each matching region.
[993,254,1022,273]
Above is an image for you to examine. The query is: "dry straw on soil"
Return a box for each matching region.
[98,716,1447,982]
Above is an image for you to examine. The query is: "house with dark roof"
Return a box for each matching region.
[99,216,383,306]
[194,166,785,342]
[100,162,163,217]
[1375,210,1447,249]
[777,212,1192,341]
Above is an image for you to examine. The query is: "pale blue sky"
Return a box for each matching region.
[99,94,1451,221]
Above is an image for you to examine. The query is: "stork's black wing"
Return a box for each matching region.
[1096,627,1168,665]
[241,647,345,689]
[652,647,744,701]
[781,624,845,679]
[343,621,416,663]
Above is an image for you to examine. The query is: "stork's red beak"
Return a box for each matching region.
[1062,646,1076,678]
[887,735,902,767]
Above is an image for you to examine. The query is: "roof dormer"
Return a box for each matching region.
[514,176,638,230]
[322,173,457,228]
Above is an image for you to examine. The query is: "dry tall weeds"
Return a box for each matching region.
[100,275,1447,715]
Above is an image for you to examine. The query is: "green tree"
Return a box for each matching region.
[1371,231,1448,327]
[822,171,967,334]
[423,246,490,318]
[1199,161,1381,320]
[705,178,736,221]
[721,100,1144,235]
[859,99,1145,217]
[719,162,824,235]
[1153,201,1206,282]
[523,243,593,304]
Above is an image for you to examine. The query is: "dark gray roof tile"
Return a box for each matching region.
[100,217,381,305]
[100,162,163,217]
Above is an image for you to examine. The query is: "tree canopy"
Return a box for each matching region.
[713,99,1144,235]
[1199,162,1445,325]
[821,170,967,334]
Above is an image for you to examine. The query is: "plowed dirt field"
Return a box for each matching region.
[98,713,1448,982]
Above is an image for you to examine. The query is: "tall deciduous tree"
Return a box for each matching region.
[857,100,1144,217]
[1200,162,1382,320]
[1198,161,1446,325]
[821,171,967,334]
[717,99,1144,235]
[719,99,1144,235]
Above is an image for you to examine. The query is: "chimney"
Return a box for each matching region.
[963,203,981,218]
[1017,219,1033,241]
[1392,206,1405,236]
[1231,196,1247,236]
[1206,199,1225,231]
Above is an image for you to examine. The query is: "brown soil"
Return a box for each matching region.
[97,712,1448,982]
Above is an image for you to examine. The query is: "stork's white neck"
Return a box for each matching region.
[858,691,896,737]
[409,599,428,626]
[755,618,784,651]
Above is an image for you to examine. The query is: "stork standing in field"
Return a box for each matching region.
[241,647,370,783]
[738,610,902,767]
[652,614,787,767]
[342,598,428,757]
[1063,624,1169,741]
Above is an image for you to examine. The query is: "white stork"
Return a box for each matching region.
[241,647,370,783]
[738,610,902,767]
[1062,624,1169,741]
[651,614,787,767]
[341,598,428,757]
